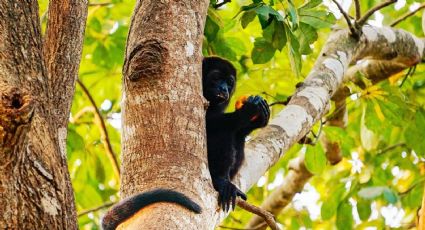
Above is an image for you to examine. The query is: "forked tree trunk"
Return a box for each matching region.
[0,1,87,228]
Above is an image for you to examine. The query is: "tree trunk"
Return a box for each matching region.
[118,0,218,229]
[0,0,87,228]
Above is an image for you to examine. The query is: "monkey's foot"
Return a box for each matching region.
[216,178,246,212]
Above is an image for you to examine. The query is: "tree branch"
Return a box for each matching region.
[77,79,121,178]
[354,0,361,20]
[357,0,397,26]
[331,0,357,36]
[240,26,424,229]
[43,0,88,129]
[390,3,425,27]
[236,199,280,230]
[245,155,312,229]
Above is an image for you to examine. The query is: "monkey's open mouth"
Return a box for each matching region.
[216,93,228,101]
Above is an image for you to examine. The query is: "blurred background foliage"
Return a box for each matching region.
[39,0,425,229]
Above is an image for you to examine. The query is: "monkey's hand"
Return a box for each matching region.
[213,177,247,212]
[238,95,270,130]
[238,96,263,123]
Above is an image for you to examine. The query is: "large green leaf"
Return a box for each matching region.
[305,144,327,174]
[251,38,276,64]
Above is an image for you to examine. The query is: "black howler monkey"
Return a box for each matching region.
[203,57,270,211]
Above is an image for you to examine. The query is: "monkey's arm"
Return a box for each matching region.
[207,98,262,133]
[102,189,201,230]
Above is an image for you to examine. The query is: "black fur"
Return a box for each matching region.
[101,189,201,230]
[203,57,270,211]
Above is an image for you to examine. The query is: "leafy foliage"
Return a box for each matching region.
[36,0,425,229]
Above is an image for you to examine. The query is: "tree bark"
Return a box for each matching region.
[0,0,87,228]
[119,0,215,229]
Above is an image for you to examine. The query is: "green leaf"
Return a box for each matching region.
[336,202,353,230]
[299,0,322,10]
[255,5,272,21]
[405,109,425,156]
[299,10,336,29]
[255,5,284,21]
[241,10,257,29]
[357,199,372,221]
[241,2,261,12]
[402,182,424,208]
[262,19,275,42]
[323,126,355,157]
[298,22,318,55]
[287,0,299,29]
[361,104,379,151]
[272,21,287,51]
[287,28,301,76]
[321,184,345,220]
[305,144,327,174]
[358,186,386,199]
[263,20,287,51]
[251,38,276,64]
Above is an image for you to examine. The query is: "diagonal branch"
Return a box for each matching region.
[77,79,121,179]
[43,0,88,129]
[237,25,424,229]
[236,199,280,230]
[390,3,425,27]
[357,0,397,26]
[331,0,358,36]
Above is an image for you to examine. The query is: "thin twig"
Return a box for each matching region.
[78,202,115,217]
[70,106,94,123]
[377,143,406,155]
[357,0,397,26]
[214,0,231,9]
[236,199,280,230]
[312,119,324,145]
[268,101,288,107]
[354,0,361,20]
[331,0,357,36]
[77,79,121,178]
[390,3,425,27]
[399,65,416,88]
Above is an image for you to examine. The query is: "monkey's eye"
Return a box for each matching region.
[227,77,234,86]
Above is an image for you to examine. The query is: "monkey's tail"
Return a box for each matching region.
[101,189,202,230]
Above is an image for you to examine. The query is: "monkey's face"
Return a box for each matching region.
[203,70,235,106]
